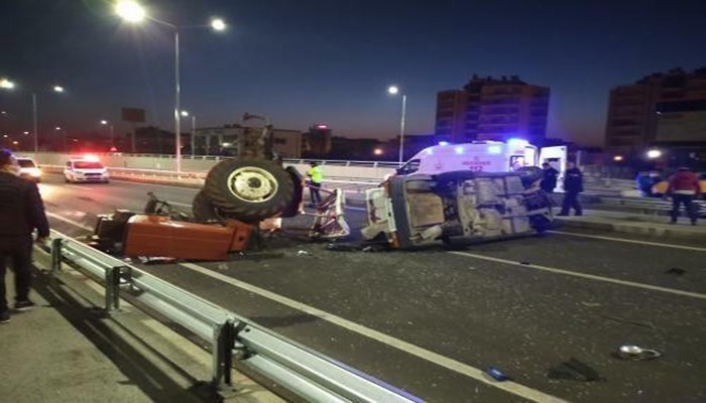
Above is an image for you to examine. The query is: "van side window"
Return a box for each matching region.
[509,156,525,171]
[397,159,420,175]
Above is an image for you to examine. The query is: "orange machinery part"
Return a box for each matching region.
[124,215,254,261]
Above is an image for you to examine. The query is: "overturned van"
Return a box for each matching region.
[362,168,554,249]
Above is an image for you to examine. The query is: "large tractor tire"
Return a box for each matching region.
[203,158,295,223]
[192,190,224,223]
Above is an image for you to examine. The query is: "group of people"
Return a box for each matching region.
[540,161,701,225]
[0,149,50,324]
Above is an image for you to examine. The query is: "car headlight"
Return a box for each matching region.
[28,168,42,178]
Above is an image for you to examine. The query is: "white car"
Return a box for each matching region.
[16,157,42,183]
[64,159,110,183]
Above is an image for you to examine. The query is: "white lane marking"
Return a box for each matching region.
[179,262,568,403]
[448,251,706,300]
[46,211,94,231]
[549,230,706,252]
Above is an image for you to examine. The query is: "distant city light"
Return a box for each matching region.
[373,148,383,156]
[55,126,62,130]
[53,85,64,93]
[211,18,226,31]
[646,149,662,159]
[388,85,400,95]
[100,120,108,125]
[613,155,624,162]
[454,146,464,154]
[23,131,29,135]
[2,135,7,138]
[180,110,189,117]
[0,78,15,89]
[115,0,146,23]
[438,141,449,146]
[316,124,328,129]
[12,141,18,145]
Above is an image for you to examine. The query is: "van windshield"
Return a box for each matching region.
[17,159,36,168]
[397,159,420,175]
[74,161,104,169]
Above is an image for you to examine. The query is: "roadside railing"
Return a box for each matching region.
[48,229,421,402]
[599,196,706,217]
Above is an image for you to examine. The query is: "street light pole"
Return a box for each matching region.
[399,94,407,165]
[32,92,38,153]
[174,27,182,172]
[191,115,196,156]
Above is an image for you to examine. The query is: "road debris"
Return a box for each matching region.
[665,267,686,275]
[612,345,662,361]
[486,366,510,381]
[296,250,310,256]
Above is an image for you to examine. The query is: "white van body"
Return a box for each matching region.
[397,140,538,175]
[395,141,569,192]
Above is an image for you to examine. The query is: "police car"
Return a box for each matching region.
[64,156,110,183]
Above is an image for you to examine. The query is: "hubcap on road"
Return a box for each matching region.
[226,167,278,203]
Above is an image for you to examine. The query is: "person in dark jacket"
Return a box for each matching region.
[667,167,701,225]
[0,149,50,324]
[558,161,583,216]
[540,162,559,193]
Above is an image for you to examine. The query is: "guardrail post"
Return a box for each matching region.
[51,238,63,273]
[104,266,123,313]
[211,320,236,393]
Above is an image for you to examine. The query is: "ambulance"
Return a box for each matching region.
[395,139,568,192]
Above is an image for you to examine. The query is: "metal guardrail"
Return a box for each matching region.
[48,229,421,402]
[599,196,706,217]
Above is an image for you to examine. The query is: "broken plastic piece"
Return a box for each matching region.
[486,366,509,381]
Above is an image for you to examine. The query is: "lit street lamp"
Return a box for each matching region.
[646,149,662,159]
[180,110,197,156]
[0,78,65,153]
[100,119,115,148]
[387,85,407,165]
[116,0,226,172]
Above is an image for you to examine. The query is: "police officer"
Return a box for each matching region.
[0,149,50,324]
[540,162,559,193]
[558,161,583,216]
[306,161,323,207]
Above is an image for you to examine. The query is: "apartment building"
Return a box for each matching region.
[605,67,706,151]
[435,75,550,144]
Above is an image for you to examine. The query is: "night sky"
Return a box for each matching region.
[1,0,705,148]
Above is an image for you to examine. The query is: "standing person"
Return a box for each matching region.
[306,161,323,207]
[0,149,50,324]
[667,167,700,225]
[540,162,559,193]
[558,161,584,216]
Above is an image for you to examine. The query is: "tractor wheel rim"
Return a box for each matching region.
[226,167,278,203]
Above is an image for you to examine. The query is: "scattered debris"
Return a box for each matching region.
[217,263,229,271]
[612,345,662,361]
[326,243,360,252]
[486,366,510,381]
[519,261,531,265]
[665,267,686,276]
[580,301,602,308]
[600,314,656,329]
[296,250,310,256]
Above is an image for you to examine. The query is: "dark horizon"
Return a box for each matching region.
[1,0,705,148]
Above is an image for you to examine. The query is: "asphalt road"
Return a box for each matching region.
[38,174,706,403]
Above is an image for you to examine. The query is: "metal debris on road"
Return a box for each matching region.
[486,366,509,381]
[665,267,686,275]
[547,358,601,382]
[519,261,531,265]
[612,345,662,361]
[297,250,310,256]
